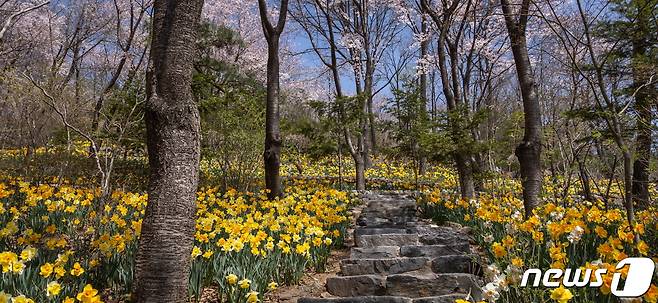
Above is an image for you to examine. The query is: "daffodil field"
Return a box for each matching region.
[419,179,658,303]
[0,176,351,302]
[1,147,657,303]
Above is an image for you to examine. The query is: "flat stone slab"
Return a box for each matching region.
[385,273,482,298]
[356,234,419,247]
[431,254,481,274]
[400,244,469,258]
[354,228,408,243]
[413,295,470,303]
[340,257,430,276]
[357,216,396,227]
[299,297,412,303]
[418,233,469,246]
[327,275,386,297]
[351,246,400,259]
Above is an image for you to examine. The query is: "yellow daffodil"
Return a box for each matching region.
[76,284,101,303]
[245,291,259,303]
[238,278,251,289]
[225,274,238,285]
[70,262,85,276]
[550,286,573,303]
[46,281,62,297]
[10,295,34,303]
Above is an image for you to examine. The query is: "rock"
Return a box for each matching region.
[385,273,481,298]
[412,294,470,303]
[356,234,419,247]
[400,244,469,258]
[444,221,463,229]
[351,246,400,259]
[340,257,430,276]
[354,228,408,243]
[298,297,413,303]
[357,216,394,227]
[431,255,481,274]
[326,275,386,297]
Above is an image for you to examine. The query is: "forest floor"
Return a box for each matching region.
[264,248,351,303]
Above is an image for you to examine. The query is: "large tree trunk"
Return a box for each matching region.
[632,98,651,208]
[631,18,653,208]
[133,0,203,301]
[501,0,543,218]
[264,36,283,199]
[258,0,289,200]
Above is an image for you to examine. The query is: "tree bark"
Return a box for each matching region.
[501,0,543,218]
[456,154,475,198]
[258,0,289,200]
[632,102,651,208]
[577,158,593,202]
[264,36,283,199]
[133,0,203,301]
[354,152,366,190]
[418,13,429,176]
[630,6,653,208]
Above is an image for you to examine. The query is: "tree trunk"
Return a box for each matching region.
[472,153,485,192]
[133,0,203,301]
[577,158,593,202]
[632,101,651,207]
[258,0,289,200]
[418,13,429,176]
[422,0,476,200]
[622,149,639,244]
[456,153,475,198]
[501,0,543,218]
[354,153,365,190]
[631,27,653,208]
[355,73,372,170]
[264,36,283,199]
[318,4,365,192]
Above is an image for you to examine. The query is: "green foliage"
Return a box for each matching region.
[192,22,266,191]
[384,81,431,158]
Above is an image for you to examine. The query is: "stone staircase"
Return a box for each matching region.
[299,192,482,303]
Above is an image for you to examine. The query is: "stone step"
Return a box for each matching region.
[409,226,470,246]
[340,257,430,276]
[431,254,481,275]
[418,233,470,246]
[354,227,409,243]
[412,294,471,303]
[326,273,481,299]
[298,296,412,303]
[326,275,386,297]
[356,234,419,247]
[351,246,400,258]
[298,296,468,303]
[357,216,418,227]
[400,244,469,258]
[305,193,481,302]
[385,273,482,298]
